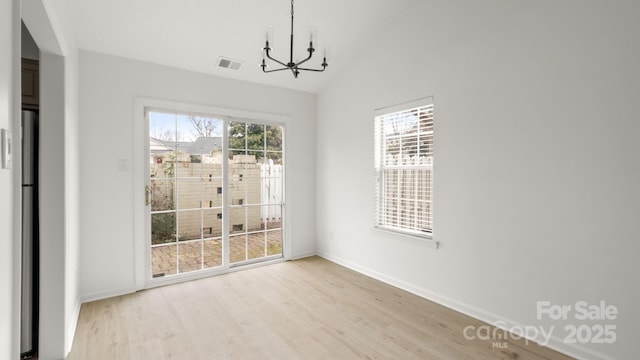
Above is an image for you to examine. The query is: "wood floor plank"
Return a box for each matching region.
[66,256,574,360]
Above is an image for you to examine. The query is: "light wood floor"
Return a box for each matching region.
[66,257,573,360]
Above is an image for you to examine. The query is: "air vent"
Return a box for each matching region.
[217,57,243,71]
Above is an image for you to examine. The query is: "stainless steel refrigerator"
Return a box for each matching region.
[21,109,38,358]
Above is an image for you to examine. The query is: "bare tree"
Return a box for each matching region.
[156,129,183,141]
[190,116,220,138]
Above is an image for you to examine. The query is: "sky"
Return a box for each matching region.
[149,111,223,141]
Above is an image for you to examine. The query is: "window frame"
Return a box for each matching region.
[373,97,437,248]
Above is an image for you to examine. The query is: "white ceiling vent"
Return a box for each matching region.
[217,57,243,71]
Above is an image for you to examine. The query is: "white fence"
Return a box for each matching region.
[260,160,283,222]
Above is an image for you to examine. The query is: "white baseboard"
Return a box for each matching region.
[290,250,317,260]
[317,251,616,360]
[79,286,138,304]
[65,299,82,357]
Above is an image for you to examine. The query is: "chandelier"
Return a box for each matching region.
[261,0,328,78]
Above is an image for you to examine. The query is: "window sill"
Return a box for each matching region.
[373,226,438,249]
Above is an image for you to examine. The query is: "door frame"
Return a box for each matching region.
[133,98,290,290]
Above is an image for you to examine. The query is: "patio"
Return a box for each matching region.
[151,228,282,277]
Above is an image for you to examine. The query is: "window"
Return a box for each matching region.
[374,98,434,239]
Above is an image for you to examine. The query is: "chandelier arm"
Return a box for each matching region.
[264,48,290,68]
[293,50,314,67]
[262,67,292,73]
[296,66,327,72]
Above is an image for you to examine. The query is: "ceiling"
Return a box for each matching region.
[61,0,419,93]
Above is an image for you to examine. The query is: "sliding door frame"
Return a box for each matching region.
[133,98,290,289]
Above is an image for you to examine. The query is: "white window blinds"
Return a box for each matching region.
[374,99,434,238]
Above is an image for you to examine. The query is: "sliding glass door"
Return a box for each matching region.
[147,111,284,280]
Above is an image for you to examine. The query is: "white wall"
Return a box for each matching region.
[316,1,640,359]
[23,0,81,357]
[38,52,67,359]
[64,46,81,357]
[36,49,81,360]
[0,1,20,359]
[47,0,83,352]
[78,50,317,300]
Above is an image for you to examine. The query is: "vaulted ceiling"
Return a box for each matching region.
[54,0,418,93]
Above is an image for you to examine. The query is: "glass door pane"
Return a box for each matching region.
[149,112,224,277]
[228,122,284,264]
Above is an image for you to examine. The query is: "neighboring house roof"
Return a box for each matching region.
[149,138,173,154]
[152,137,223,155]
